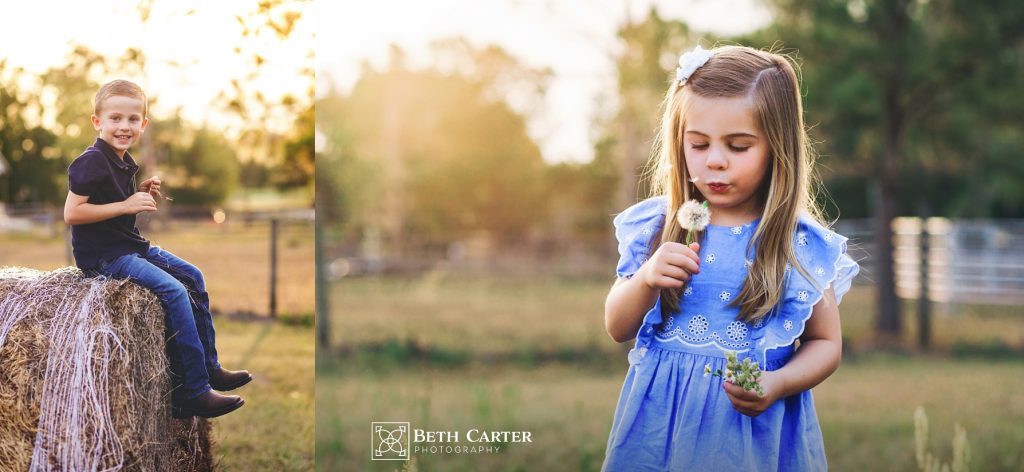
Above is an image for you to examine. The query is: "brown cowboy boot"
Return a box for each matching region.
[208,366,252,391]
[172,390,244,419]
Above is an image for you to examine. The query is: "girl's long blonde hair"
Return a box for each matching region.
[648,45,827,324]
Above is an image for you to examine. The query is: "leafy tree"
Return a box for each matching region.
[273,103,314,191]
[742,0,1024,342]
[318,42,550,255]
[222,0,314,192]
[0,61,63,204]
[316,82,370,237]
[164,128,239,206]
[39,47,108,165]
[542,150,618,249]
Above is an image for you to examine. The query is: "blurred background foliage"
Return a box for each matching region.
[317,0,1023,341]
[319,0,1024,241]
[0,0,314,209]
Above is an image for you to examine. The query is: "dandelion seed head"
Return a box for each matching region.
[676,200,711,232]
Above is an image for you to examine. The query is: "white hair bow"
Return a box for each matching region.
[676,45,713,84]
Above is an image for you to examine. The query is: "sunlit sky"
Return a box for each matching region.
[1,0,313,135]
[318,0,772,163]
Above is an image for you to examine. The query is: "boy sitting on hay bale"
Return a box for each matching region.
[63,79,250,419]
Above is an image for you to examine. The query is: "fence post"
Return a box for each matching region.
[315,215,330,348]
[917,212,931,350]
[269,218,278,319]
[64,223,73,267]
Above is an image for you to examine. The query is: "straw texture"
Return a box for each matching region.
[0,267,214,471]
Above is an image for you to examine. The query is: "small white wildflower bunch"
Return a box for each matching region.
[705,350,765,397]
[676,200,711,245]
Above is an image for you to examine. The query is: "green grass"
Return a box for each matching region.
[317,355,1024,471]
[210,319,314,470]
[316,362,614,472]
[815,354,1024,471]
[320,273,1024,471]
[330,272,1024,358]
[329,271,620,356]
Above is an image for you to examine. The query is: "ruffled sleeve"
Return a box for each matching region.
[756,215,860,357]
[612,196,667,279]
[791,216,860,304]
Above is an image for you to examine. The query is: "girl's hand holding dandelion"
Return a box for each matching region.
[638,241,702,290]
[635,200,710,291]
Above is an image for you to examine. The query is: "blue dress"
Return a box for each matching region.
[602,197,860,471]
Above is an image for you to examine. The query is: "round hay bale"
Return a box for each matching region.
[0,267,215,471]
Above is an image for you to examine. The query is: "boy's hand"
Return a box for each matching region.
[139,176,162,198]
[123,192,158,215]
[639,242,701,290]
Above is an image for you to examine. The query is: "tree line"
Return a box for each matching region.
[1,1,314,207]
[317,1,1023,342]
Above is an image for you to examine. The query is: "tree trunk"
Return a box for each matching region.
[873,152,902,345]
[618,97,639,211]
[315,188,331,349]
[872,0,911,346]
[382,80,405,259]
[873,82,905,345]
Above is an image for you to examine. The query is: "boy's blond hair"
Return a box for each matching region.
[94,79,148,117]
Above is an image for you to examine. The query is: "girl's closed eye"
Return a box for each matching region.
[689,142,751,152]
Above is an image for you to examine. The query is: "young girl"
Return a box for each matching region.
[601,45,860,471]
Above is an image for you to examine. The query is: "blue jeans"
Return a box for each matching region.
[96,246,220,401]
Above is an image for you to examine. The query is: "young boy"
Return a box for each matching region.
[64,79,250,419]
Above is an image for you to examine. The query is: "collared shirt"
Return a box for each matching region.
[67,138,150,269]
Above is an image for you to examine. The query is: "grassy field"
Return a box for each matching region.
[0,222,314,319]
[215,319,315,470]
[318,273,1024,471]
[327,270,1024,356]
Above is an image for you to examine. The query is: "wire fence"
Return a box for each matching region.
[323,217,1024,307]
[0,203,314,319]
[831,217,1024,306]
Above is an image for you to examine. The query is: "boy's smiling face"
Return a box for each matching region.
[92,95,148,158]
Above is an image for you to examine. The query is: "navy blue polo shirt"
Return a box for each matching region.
[67,138,150,269]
